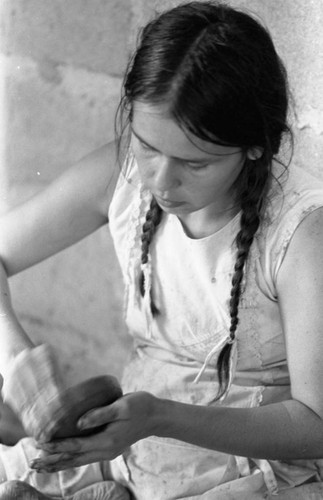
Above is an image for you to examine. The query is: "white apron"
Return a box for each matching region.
[108,155,323,500]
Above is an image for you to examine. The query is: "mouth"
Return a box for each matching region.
[154,195,184,208]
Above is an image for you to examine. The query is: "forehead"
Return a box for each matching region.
[132,101,240,159]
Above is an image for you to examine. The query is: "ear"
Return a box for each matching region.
[246,147,263,160]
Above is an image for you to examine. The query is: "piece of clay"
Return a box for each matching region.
[51,375,123,439]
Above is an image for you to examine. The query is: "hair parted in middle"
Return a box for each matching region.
[115,1,291,399]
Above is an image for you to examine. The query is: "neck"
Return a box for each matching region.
[178,203,240,239]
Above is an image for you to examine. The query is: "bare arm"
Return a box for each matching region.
[0,142,120,276]
[0,141,121,374]
[35,207,323,466]
[152,206,323,460]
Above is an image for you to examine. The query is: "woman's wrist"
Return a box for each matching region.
[150,395,186,440]
[0,261,34,374]
[0,313,34,378]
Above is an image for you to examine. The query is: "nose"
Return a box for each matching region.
[151,155,181,193]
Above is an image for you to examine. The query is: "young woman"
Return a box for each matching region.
[1,2,323,499]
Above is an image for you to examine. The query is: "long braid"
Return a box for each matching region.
[139,197,163,316]
[117,0,291,404]
[216,158,270,399]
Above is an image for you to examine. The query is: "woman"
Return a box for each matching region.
[1,2,323,498]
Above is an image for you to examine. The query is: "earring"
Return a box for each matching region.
[247,148,263,160]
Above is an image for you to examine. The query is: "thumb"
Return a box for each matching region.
[36,421,60,444]
[77,402,120,430]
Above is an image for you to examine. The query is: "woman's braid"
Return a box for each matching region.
[137,161,269,397]
[139,197,163,316]
[217,159,269,398]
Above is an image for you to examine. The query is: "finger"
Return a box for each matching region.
[36,419,64,444]
[37,436,83,454]
[30,452,78,471]
[30,450,112,473]
[78,402,120,429]
[38,429,110,455]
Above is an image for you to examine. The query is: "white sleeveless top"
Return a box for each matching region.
[108,154,323,500]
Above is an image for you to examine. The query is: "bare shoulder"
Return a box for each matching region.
[67,140,122,217]
[277,206,323,286]
[276,206,323,418]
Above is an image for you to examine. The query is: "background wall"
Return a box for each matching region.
[1,0,323,386]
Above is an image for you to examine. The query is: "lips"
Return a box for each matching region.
[154,196,184,208]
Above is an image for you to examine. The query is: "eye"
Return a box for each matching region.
[137,139,157,157]
[139,141,151,151]
[185,161,209,171]
[131,133,153,153]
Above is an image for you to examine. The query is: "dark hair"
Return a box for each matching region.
[115,1,291,399]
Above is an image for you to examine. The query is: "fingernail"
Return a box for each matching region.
[30,460,45,473]
[77,418,88,429]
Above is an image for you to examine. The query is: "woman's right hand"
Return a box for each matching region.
[31,391,161,472]
[0,142,120,442]
[1,344,67,442]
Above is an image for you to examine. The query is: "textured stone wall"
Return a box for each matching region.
[1,0,322,385]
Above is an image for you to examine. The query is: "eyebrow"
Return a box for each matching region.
[131,127,208,162]
[130,127,242,160]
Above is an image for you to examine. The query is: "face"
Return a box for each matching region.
[131,102,247,224]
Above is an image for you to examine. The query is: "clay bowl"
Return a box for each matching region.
[51,375,123,440]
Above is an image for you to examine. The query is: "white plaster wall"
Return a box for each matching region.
[1,0,322,386]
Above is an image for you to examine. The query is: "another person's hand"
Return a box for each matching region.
[30,391,160,472]
[1,344,66,442]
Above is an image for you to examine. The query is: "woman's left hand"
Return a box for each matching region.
[30,391,159,472]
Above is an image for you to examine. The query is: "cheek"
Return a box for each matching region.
[135,155,158,188]
[205,159,244,190]
[132,149,162,184]
[136,156,151,177]
[188,169,236,201]
[197,183,220,202]
[131,144,148,175]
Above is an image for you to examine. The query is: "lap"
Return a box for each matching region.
[271,482,323,500]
